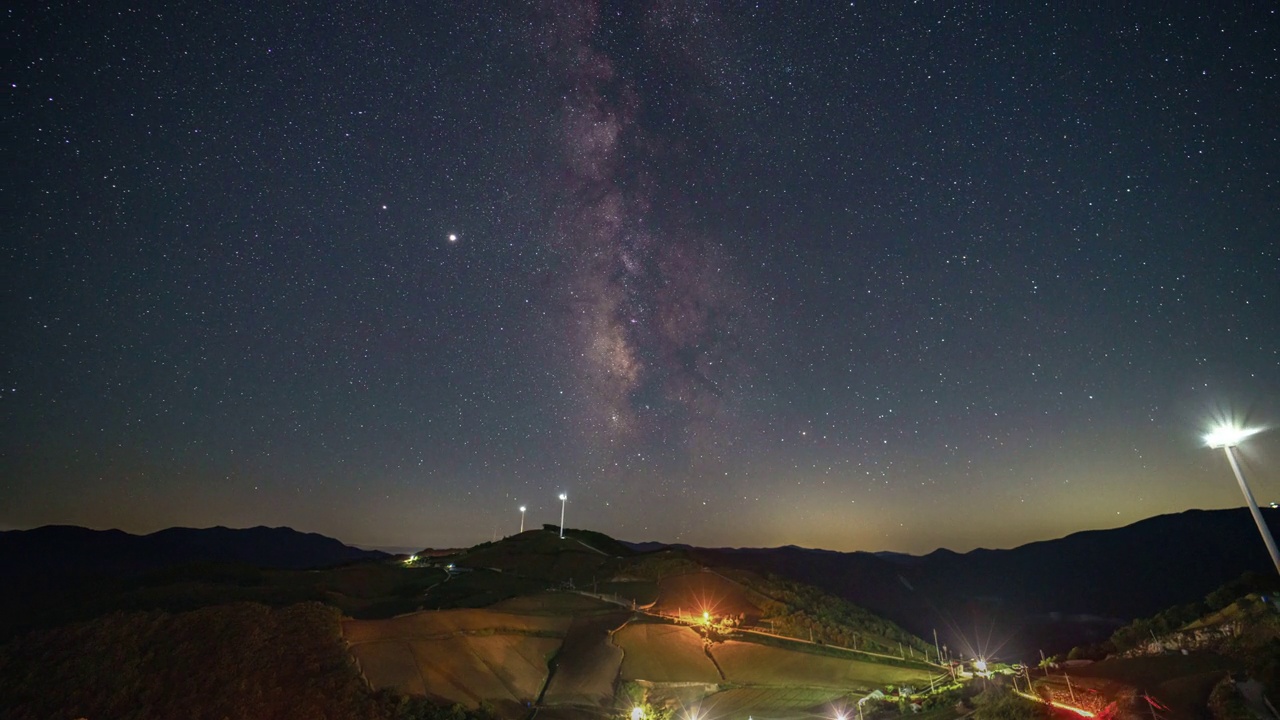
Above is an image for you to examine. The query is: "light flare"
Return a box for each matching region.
[1204,424,1262,448]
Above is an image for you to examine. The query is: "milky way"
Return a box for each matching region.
[4,0,1277,552]
[537,0,753,460]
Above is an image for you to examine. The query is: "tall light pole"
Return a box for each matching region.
[1206,425,1280,577]
[558,493,568,539]
[519,506,526,534]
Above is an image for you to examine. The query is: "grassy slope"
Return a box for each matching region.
[343,607,573,643]
[650,571,769,623]
[0,602,386,720]
[1064,654,1240,720]
[1,528,945,720]
[454,531,619,583]
[713,638,935,690]
[696,686,849,716]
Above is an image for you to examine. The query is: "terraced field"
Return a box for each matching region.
[343,608,572,713]
[343,607,570,642]
[615,621,722,683]
[488,592,619,615]
[542,611,629,707]
[335,532,943,720]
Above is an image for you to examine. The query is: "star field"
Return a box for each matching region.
[3,1,1278,553]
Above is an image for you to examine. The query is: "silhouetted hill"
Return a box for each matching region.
[0,524,387,582]
[688,507,1280,660]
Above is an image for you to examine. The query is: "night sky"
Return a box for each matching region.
[4,1,1279,554]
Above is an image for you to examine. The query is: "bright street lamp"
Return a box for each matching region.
[1205,424,1280,576]
[558,493,568,539]
[519,506,526,534]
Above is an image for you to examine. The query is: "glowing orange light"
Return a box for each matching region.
[1012,690,1095,718]
[1050,701,1096,718]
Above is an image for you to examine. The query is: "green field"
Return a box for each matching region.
[695,686,850,716]
[712,638,934,691]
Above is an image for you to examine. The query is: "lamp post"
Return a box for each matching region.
[1206,425,1280,577]
[519,506,526,534]
[558,493,567,539]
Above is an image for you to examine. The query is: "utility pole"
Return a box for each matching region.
[1065,672,1076,703]
[933,629,942,666]
[1207,427,1280,577]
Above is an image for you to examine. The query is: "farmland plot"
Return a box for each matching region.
[615,621,721,683]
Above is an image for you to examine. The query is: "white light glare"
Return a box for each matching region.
[1204,425,1262,448]
[559,493,567,501]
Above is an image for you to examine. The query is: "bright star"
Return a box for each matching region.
[448,233,458,243]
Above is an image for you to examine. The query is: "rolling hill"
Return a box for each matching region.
[9,510,1276,719]
[680,507,1280,659]
[337,527,940,720]
[0,523,941,720]
[0,524,387,580]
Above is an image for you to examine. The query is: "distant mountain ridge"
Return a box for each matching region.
[0,524,387,581]
[675,507,1280,658]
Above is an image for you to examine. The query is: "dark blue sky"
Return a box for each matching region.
[4,0,1278,552]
